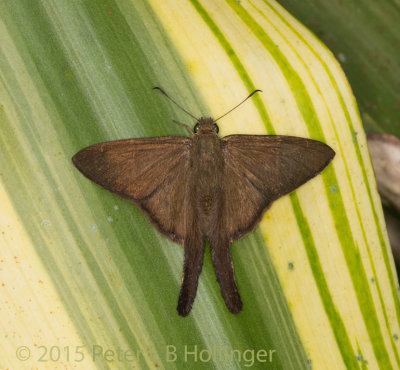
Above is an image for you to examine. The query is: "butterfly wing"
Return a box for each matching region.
[72,136,192,244]
[221,135,335,241]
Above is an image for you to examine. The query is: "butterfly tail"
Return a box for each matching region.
[209,235,242,314]
[177,233,206,316]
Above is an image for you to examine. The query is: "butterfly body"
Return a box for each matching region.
[191,121,222,219]
[73,110,335,316]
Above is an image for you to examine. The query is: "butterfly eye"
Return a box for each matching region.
[213,124,219,133]
[194,123,200,133]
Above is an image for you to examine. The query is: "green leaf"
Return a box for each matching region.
[276,0,400,137]
[1,0,399,369]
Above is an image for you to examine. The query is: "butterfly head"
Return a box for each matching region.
[194,117,219,135]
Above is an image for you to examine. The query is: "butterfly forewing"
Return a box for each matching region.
[72,136,191,244]
[222,135,335,241]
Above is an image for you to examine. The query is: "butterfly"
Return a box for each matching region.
[72,87,335,316]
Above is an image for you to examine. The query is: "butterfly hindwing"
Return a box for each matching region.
[221,135,335,241]
[138,150,192,244]
[72,136,191,244]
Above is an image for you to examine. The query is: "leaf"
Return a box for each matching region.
[0,0,399,369]
[276,0,400,137]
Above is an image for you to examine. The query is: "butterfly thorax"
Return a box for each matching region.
[191,132,223,222]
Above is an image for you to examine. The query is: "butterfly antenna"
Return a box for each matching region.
[215,89,262,122]
[153,87,199,120]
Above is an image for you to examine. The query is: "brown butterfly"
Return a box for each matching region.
[72,87,335,316]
